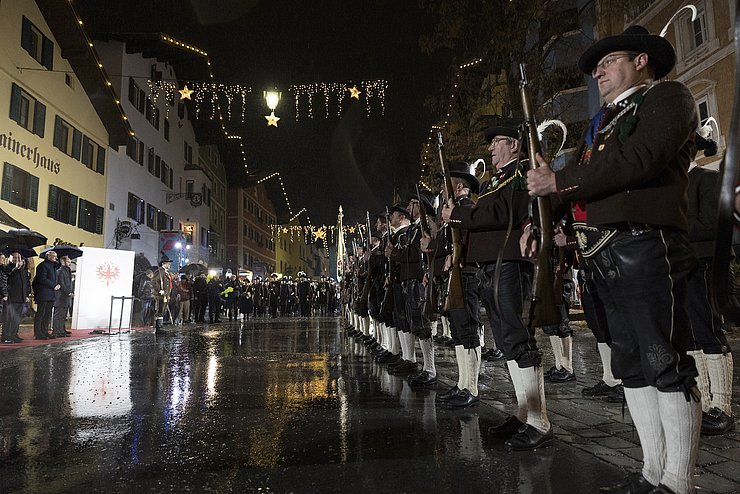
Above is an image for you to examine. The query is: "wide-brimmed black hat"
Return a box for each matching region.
[483,118,524,142]
[371,231,383,240]
[448,161,481,194]
[578,25,676,79]
[405,191,437,216]
[695,133,718,157]
[158,252,172,265]
[388,203,411,219]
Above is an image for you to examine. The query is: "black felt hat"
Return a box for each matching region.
[448,161,481,194]
[158,252,172,265]
[405,191,437,216]
[388,203,411,219]
[483,118,524,142]
[578,25,676,79]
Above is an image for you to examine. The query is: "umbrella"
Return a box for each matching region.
[40,245,83,260]
[179,263,207,275]
[0,229,47,249]
[3,246,37,258]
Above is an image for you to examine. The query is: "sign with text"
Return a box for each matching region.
[72,247,135,330]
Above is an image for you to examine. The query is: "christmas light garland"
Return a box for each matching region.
[288,80,387,120]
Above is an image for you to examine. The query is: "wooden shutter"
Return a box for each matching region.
[41,37,53,70]
[68,193,78,225]
[9,84,22,123]
[28,173,39,211]
[81,135,91,166]
[95,204,104,234]
[21,17,32,53]
[72,129,82,160]
[96,146,105,174]
[47,184,58,219]
[1,163,14,202]
[53,116,63,150]
[33,100,45,137]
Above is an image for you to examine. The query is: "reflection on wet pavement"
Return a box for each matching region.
[0,318,639,493]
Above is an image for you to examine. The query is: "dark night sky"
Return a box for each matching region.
[75,0,447,226]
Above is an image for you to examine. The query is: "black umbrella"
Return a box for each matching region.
[0,229,47,248]
[3,245,37,258]
[179,263,207,275]
[40,246,83,260]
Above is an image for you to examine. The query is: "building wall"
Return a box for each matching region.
[96,40,211,264]
[199,144,226,265]
[275,219,317,277]
[0,0,109,247]
[226,184,276,277]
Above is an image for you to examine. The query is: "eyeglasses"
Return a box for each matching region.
[592,53,632,77]
[490,136,511,145]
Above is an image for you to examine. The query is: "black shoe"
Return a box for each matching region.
[377,352,401,364]
[436,385,461,403]
[598,473,656,493]
[485,348,506,362]
[409,371,437,387]
[64,330,72,335]
[544,366,558,379]
[602,384,625,403]
[387,357,408,370]
[35,336,49,340]
[504,424,553,451]
[649,485,676,494]
[14,336,23,342]
[488,415,525,438]
[407,369,425,381]
[445,389,480,408]
[388,361,418,375]
[549,367,576,383]
[582,380,619,396]
[2,339,16,344]
[701,407,735,435]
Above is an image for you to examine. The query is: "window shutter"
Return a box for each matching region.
[95,204,104,234]
[21,17,32,53]
[68,193,77,225]
[1,163,14,202]
[9,84,22,122]
[41,37,53,70]
[72,129,82,160]
[81,135,91,165]
[53,115,63,149]
[96,146,105,174]
[47,184,58,219]
[78,199,86,230]
[28,174,39,211]
[33,100,46,137]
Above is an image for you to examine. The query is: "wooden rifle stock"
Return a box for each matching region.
[416,184,439,320]
[436,132,465,311]
[380,206,395,313]
[519,63,561,328]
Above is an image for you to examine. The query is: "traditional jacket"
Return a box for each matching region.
[687,165,719,259]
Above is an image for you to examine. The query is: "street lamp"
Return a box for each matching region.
[264,90,281,127]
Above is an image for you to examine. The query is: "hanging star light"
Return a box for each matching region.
[348,85,361,99]
[179,85,194,100]
[265,111,280,127]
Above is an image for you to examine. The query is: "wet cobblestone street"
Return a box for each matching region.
[0,317,738,493]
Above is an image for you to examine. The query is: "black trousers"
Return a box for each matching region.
[34,300,54,338]
[448,271,481,348]
[585,229,697,390]
[2,303,23,340]
[542,279,574,337]
[578,268,611,344]
[52,304,68,334]
[402,278,431,339]
[391,282,409,333]
[477,261,540,367]
[686,257,730,354]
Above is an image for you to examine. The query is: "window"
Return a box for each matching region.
[78,199,104,234]
[53,116,72,154]
[186,180,194,198]
[1,162,38,211]
[169,167,174,189]
[147,147,155,175]
[20,16,53,70]
[178,102,185,119]
[64,73,74,89]
[146,203,156,229]
[690,10,708,49]
[154,155,161,178]
[9,83,45,137]
[48,185,77,225]
[161,162,169,185]
[164,118,170,141]
[157,211,172,230]
[127,192,145,223]
[184,142,193,165]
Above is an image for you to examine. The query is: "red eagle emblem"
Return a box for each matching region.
[96,262,121,286]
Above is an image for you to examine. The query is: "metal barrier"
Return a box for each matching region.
[107,295,137,335]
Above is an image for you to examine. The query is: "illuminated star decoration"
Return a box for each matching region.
[265,111,280,127]
[348,85,361,99]
[179,85,194,100]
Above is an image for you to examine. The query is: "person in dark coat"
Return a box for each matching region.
[238,280,253,320]
[207,276,223,323]
[33,250,60,339]
[139,269,155,326]
[192,274,208,323]
[2,251,31,343]
[52,255,74,337]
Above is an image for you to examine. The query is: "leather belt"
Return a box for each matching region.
[605,222,656,236]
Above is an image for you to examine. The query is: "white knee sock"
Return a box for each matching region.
[657,390,701,494]
[549,336,563,370]
[560,336,573,373]
[623,386,665,487]
[441,316,451,338]
[430,320,439,337]
[478,324,485,348]
[402,332,417,362]
[519,366,549,432]
[455,345,466,389]
[467,347,481,397]
[598,342,621,387]
[706,352,734,415]
[399,332,410,360]
[506,360,528,423]
[687,349,710,413]
[420,338,436,376]
[363,317,371,336]
[391,329,401,355]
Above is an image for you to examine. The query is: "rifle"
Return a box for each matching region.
[366,211,372,251]
[519,63,561,328]
[436,132,465,311]
[380,206,395,314]
[416,183,439,320]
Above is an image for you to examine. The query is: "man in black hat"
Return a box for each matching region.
[152,253,174,324]
[526,25,700,494]
[432,161,485,408]
[442,120,551,450]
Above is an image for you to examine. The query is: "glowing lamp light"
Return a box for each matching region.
[175,242,182,249]
[263,91,281,110]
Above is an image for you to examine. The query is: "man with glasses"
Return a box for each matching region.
[526,26,700,494]
[442,120,552,451]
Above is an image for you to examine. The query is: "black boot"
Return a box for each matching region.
[444,389,479,408]
[701,407,735,435]
[598,473,656,493]
[436,385,461,403]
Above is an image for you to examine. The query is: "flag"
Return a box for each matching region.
[336,206,346,279]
